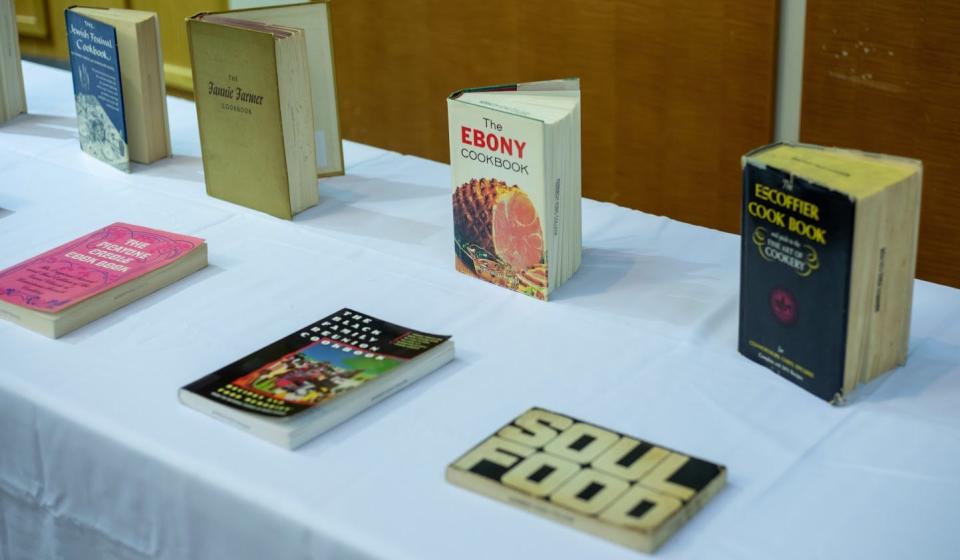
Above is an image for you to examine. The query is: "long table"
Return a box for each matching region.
[1,62,959,560]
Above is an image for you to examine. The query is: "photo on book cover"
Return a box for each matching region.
[227,339,403,414]
[185,308,451,419]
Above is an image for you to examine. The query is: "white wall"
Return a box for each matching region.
[774,0,807,143]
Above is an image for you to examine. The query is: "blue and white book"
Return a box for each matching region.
[65,7,170,171]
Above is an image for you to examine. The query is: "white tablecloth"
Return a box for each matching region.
[1,62,959,560]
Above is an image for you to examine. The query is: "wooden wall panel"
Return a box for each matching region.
[19,0,779,234]
[127,0,226,92]
[331,1,778,234]
[17,0,226,93]
[18,0,127,60]
[802,0,960,287]
[15,0,50,38]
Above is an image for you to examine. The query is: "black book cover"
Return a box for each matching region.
[739,161,855,402]
[183,308,450,417]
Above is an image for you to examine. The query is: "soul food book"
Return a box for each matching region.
[65,7,171,171]
[180,309,454,449]
[447,408,726,553]
[0,0,27,123]
[740,143,922,403]
[448,79,582,300]
[0,223,206,338]
[187,2,343,219]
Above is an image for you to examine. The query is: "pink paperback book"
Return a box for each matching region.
[0,222,206,336]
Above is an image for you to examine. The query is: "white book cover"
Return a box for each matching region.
[448,79,580,300]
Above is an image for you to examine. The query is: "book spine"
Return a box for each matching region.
[848,172,922,390]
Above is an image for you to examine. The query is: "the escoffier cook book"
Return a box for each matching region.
[739,143,922,403]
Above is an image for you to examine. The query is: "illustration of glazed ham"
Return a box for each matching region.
[492,188,544,271]
[453,178,545,271]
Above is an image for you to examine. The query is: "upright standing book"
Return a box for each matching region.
[448,79,582,300]
[187,2,343,219]
[65,7,171,171]
[0,0,26,123]
[0,223,207,338]
[447,407,726,553]
[180,308,454,449]
[739,143,922,403]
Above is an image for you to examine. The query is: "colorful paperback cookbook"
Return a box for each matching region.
[0,223,207,337]
[448,79,582,300]
[180,308,455,448]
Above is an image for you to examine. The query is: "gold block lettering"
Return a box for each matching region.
[550,468,630,515]
[639,453,695,501]
[499,408,572,447]
[453,436,534,472]
[599,484,683,531]
[543,421,619,463]
[502,452,579,497]
[592,437,670,482]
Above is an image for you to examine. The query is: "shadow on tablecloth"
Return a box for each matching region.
[59,263,226,344]
[135,155,205,185]
[294,180,445,245]
[0,114,77,140]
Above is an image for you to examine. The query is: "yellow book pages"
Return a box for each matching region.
[188,18,293,219]
[748,144,919,199]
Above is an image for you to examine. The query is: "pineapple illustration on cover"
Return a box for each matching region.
[448,80,582,300]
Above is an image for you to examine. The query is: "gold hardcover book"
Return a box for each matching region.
[447,407,726,553]
[187,13,318,219]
